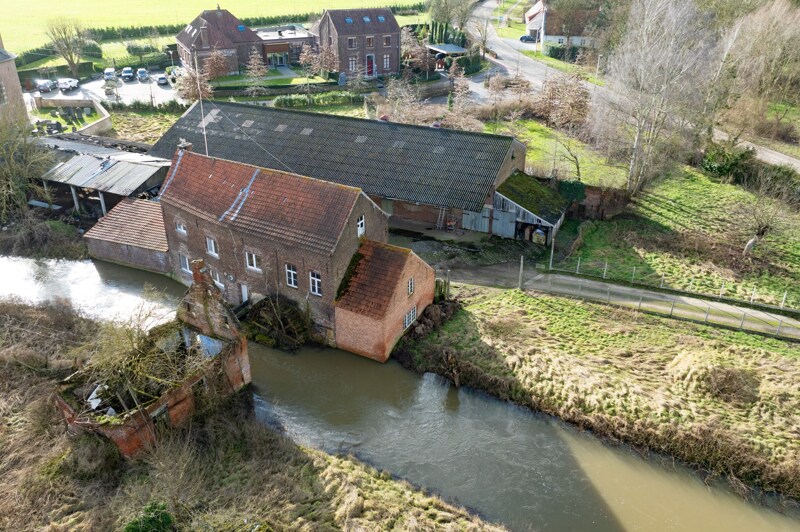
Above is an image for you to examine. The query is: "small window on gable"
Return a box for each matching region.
[286,264,298,288]
[206,236,219,257]
[246,251,261,271]
[383,35,391,46]
[357,214,365,237]
[175,221,187,235]
[408,277,414,295]
[179,253,190,273]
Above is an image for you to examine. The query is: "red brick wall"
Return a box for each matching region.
[85,239,172,273]
[335,250,435,362]
[569,185,629,220]
[162,193,387,337]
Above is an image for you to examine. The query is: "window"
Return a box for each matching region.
[558,37,565,44]
[205,236,219,257]
[403,306,417,329]
[366,36,374,48]
[285,264,298,288]
[383,54,390,70]
[210,269,224,289]
[348,56,357,71]
[363,16,371,23]
[175,221,187,235]
[357,215,365,237]
[383,35,391,46]
[310,271,322,296]
[245,251,261,271]
[328,36,333,46]
[348,37,357,49]
[179,253,190,273]
[377,15,386,22]
[345,17,353,24]
[408,277,414,295]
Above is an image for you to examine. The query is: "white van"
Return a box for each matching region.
[103,67,116,81]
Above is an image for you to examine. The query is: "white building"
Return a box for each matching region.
[524,1,597,50]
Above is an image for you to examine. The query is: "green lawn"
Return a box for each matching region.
[556,167,800,307]
[521,50,604,86]
[18,36,174,72]
[494,0,528,40]
[32,108,101,130]
[487,119,628,188]
[746,101,800,160]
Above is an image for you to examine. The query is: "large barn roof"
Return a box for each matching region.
[149,101,516,213]
[159,150,362,255]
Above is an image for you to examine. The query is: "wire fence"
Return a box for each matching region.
[553,257,799,313]
[527,274,800,342]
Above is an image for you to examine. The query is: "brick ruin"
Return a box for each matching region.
[54,259,251,458]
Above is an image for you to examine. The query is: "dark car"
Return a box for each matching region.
[121,67,134,81]
[519,35,535,43]
[136,68,149,82]
[34,79,56,92]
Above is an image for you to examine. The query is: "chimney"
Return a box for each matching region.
[191,259,207,284]
[199,24,208,47]
[178,138,193,152]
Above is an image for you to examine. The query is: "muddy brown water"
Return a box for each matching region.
[3,256,799,531]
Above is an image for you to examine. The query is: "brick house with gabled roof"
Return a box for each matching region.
[177,7,262,74]
[311,8,401,77]
[158,148,398,347]
[335,240,434,362]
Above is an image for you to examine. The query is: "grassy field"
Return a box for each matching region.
[486,120,628,188]
[399,285,800,498]
[17,36,175,71]
[0,0,423,53]
[108,110,183,144]
[556,167,800,307]
[0,300,502,530]
[520,50,604,86]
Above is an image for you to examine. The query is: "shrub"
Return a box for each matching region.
[125,41,158,57]
[701,142,757,182]
[273,91,363,108]
[545,44,585,63]
[83,40,103,58]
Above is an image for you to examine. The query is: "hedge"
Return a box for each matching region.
[544,44,586,63]
[273,90,364,108]
[17,61,96,81]
[107,99,190,113]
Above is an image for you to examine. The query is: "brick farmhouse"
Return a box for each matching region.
[177,8,263,74]
[311,8,401,77]
[149,101,534,238]
[155,148,433,359]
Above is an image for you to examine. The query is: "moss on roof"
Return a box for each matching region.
[496,171,568,224]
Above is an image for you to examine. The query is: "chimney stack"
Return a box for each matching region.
[178,138,193,152]
[199,25,208,47]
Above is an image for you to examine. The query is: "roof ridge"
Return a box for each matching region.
[207,100,517,142]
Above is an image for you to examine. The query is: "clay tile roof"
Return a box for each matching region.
[336,240,411,320]
[159,150,361,254]
[84,198,168,252]
[177,8,261,51]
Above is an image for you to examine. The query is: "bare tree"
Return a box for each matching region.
[203,47,230,80]
[429,0,457,24]
[175,66,212,102]
[442,66,484,131]
[382,77,428,125]
[487,74,507,120]
[469,17,491,59]
[591,0,717,196]
[0,118,54,223]
[45,19,86,78]
[453,0,476,30]
[734,169,792,256]
[538,73,590,128]
[244,50,268,98]
[318,44,338,76]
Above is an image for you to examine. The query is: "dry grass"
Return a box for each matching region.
[108,111,182,145]
[401,285,800,499]
[0,299,502,531]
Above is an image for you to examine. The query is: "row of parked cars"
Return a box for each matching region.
[104,67,168,85]
[35,78,79,92]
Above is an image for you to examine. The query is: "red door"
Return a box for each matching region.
[366,55,375,77]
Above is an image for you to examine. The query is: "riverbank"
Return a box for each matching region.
[0,300,502,530]
[0,218,87,260]
[395,284,800,502]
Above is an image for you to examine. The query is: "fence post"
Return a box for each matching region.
[719,282,725,298]
[776,319,783,336]
[637,295,642,311]
[660,273,665,289]
[576,257,581,275]
[739,312,746,330]
[518,255,524,290]
[704,305,710,324]
[750,287,757,304]
[603,260,608,279]
[780,291,787,309]
[631,266,636,284]
[669,300,675,317]
[446,269,450,300]
[606,287,611,303]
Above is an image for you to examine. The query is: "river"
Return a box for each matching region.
[3,256,799,531]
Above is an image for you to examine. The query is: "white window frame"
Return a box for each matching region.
[210,269,224,289]
[285,264,298,288]
[366,36,375,48]
[383,53,390,70]
[179,253,190,273]
[245,251,261,271]
[348,37,357,49]
[348,56,357,71]
[205,236,219,258]
[403,306,417,329]
[408,277,414,295]
[309,271,322,296]
[175,221,187,235]
[357,214,365,237]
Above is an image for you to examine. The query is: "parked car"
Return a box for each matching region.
[156,74,168,85]
[103,67,116,81]
[57,78,79,91]
[136,68,149,82]
[34,79,56,92]
[519,35,535,43]
[121,67,135,81]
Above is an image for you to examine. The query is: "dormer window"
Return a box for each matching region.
[345,17,353,24]
[363,16,371,23]
[377,16,386,22]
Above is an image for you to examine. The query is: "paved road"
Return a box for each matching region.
[30,70,179,107]
[444,262,800,340]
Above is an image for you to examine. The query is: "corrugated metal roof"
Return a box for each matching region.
[42,153,169,196]
[149,101,517,213]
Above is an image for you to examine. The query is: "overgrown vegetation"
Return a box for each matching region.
[243,295,310,351]
[107,110,182,144]
[398,285,800,499]
[0,299,502,530]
